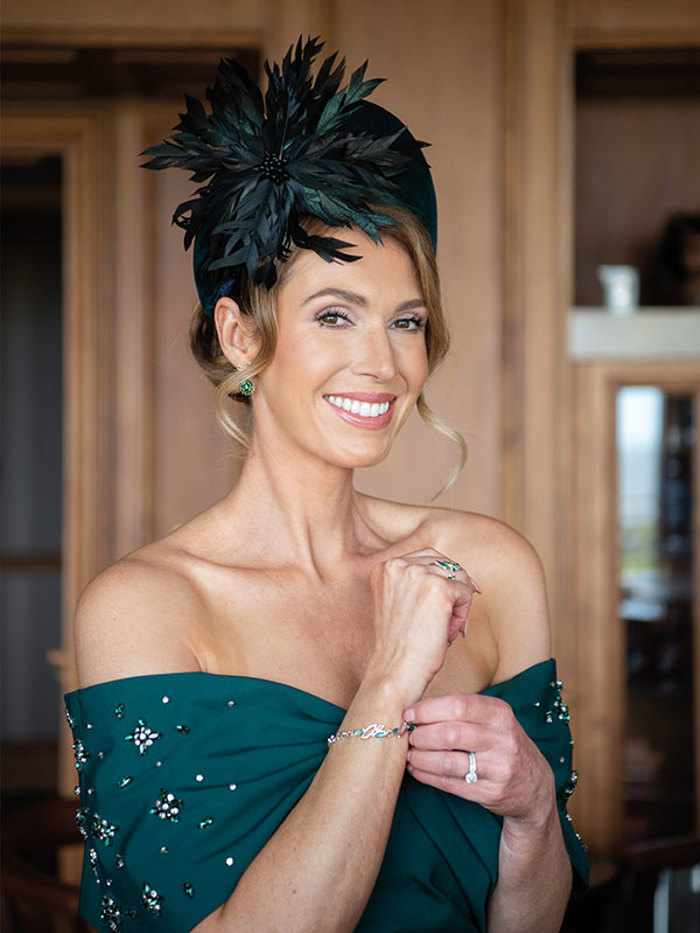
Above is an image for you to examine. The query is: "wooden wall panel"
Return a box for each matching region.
[332,0,506,516]
[112,102,153,558]
[573,0,700,47]
[503,0,575,674]
[147,119,242,540]
[1,0,267,39]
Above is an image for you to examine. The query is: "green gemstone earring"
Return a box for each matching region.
[239,378,255,397]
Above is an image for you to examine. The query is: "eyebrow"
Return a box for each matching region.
[302,287,426,312]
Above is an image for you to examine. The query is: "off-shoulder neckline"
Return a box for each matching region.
[67,658,555,712]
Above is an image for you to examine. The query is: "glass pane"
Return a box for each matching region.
[617,386,696,842]
[0,156,63,555]
[1,155,63,755]
[0,573,62,740]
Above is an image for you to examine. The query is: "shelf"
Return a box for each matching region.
[568,308,700,360]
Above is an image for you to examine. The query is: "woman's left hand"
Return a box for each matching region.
[404,693,555,825]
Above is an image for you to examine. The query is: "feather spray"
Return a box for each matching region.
[141,36,430,311]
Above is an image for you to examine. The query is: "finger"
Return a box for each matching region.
[408,720,487,752]
[396,549,481,591]
[407,747,476,781]
[406,763,485,800]
[404,693,510,727]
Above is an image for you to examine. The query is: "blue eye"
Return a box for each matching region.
[315,308,352,326]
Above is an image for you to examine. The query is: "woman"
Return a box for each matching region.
[66,38,588,932]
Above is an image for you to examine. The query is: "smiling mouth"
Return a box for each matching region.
[323,395,393,419]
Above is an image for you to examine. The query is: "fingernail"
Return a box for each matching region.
[404,709,415,722]
[469,577,483,594]
[407,762,414,773]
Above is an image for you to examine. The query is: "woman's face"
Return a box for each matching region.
[252,228,429,470]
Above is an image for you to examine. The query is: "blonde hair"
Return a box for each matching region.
[189,205,466,493]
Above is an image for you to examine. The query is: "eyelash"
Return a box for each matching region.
[314,309,426,331]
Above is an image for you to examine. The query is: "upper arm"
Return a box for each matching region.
[74,555,202,688]
[440,513,551,682]
[483,523,551,680]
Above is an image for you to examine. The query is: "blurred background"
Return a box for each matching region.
[1,1,699,930]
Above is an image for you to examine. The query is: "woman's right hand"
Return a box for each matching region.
[366,548,481,702]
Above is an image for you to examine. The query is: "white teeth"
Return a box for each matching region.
[325,396,391,418]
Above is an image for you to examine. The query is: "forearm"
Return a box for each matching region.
[195,672,410,933]
[487,797,571,933]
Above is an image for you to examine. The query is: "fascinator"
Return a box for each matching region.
[142,36,437,317]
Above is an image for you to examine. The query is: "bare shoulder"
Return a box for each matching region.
[74,541,204,689]
[429,509,544,580]
[427,508,551,681]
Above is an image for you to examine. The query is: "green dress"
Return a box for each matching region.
[65,659,588,932]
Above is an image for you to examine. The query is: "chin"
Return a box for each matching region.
[326,441,395,471]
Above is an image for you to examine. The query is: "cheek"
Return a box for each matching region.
[262,329,342,398]
[401,340,429,389]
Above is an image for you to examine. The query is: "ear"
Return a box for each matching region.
[214,297,260,368]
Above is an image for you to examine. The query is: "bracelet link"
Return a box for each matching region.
[327,720,415,746]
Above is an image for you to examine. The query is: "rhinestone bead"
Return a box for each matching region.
[150,789,183,823]
[142,883,163,916]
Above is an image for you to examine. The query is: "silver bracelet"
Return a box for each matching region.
[327,721,415,746]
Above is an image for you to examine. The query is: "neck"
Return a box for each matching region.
[220,438,384,575]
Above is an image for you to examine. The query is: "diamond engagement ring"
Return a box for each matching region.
[465,751,478,784]
[434,559,461,580]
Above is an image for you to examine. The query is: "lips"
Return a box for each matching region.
[323,393,396,429]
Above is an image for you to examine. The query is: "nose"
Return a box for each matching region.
[352,323,398,382]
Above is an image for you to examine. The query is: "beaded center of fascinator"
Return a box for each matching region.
[141,36,435,316]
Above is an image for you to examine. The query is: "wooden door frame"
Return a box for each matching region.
[572,361,700,853]
[2,105,112,791]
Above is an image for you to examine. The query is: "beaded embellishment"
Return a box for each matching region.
[149,788,183,823]
[124,719,161,755]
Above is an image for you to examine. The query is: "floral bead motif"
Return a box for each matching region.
[114,703,125,719]
[65,706,75,729]
[150,788,184,822]
[73,738,90,772]
[125,719,161,755]
[76,807,91,840]
[93,812,119,847]
[142,883,164,916]
[551,679,570,722]
[564,769,579,799]
[100,894,123,931]
[544,678,571,724]
[87,846,102,884]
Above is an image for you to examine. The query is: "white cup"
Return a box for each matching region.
[597,265,639,316]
